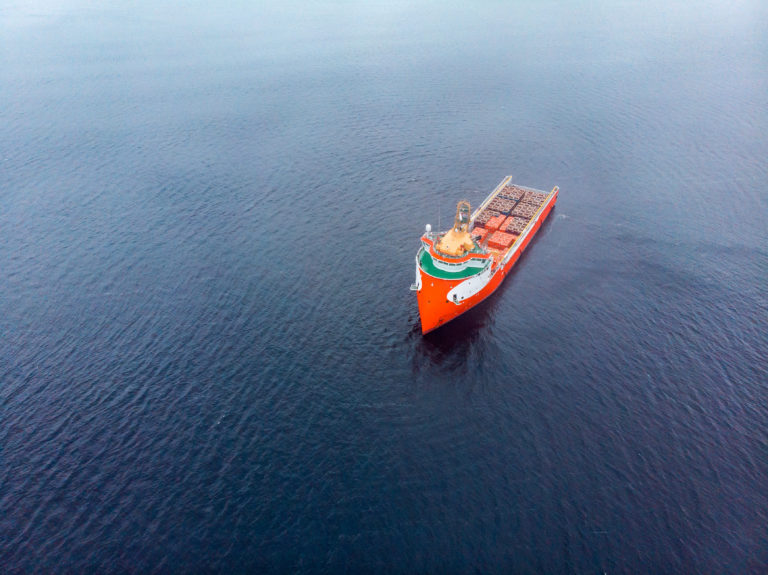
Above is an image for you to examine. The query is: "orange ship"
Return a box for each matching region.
[411,176,559,334]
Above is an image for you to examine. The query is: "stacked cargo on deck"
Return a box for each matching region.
[485,214,507,232]
[499,185,524,201]
[512,202,536,218]
[488,230,515,250]
[470,227,488,244]
[469,184,553,252]
[503,216,527,235]
[487,197,515,214]
[474,209,501,227]
[520,190,547,206]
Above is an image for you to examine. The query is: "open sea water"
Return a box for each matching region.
[1,1,767,572]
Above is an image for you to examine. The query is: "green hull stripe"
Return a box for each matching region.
[418,249,486,280]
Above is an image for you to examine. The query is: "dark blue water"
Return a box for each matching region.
[2,1,767,572]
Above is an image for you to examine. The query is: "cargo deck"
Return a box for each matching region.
[470,176,558,264]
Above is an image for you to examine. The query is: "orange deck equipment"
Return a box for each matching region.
[470,226,488,244]
[488,230,516,250]
[485,214,507,232]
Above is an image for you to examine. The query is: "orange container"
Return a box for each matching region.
[488,230,515,250]
[486,214,507,232]
[470,226,488,243]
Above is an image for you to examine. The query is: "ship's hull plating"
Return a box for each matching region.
[416,190,557,334]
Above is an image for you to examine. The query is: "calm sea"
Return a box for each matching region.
[2,1,767,572]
